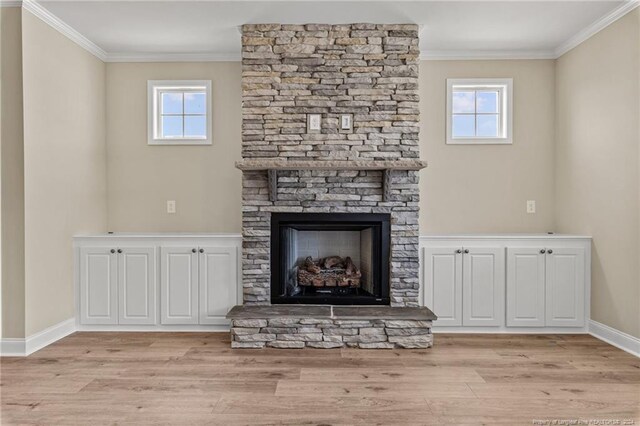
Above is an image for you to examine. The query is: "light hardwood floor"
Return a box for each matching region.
[1,332,639,425]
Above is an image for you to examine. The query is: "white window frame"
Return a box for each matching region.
[147,80,212,145]
[446,78,513,145]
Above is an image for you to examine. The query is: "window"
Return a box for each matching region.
[148,80,212,145]
[446,78,512,144]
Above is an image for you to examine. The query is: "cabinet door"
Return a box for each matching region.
[545,247,585,327]
[199,247,238,324]
[79,247,117,325]
[160,247,198,324]
[506,248,546,327]
[462,247,505,326]
[423,247,463,326]
[118,247,157,325]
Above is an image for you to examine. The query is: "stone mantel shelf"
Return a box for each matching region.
[235,159,428,171]
[236,160,427,202]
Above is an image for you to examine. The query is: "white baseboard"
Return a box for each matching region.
[432,326,588,334]
[1,317,76,357]
[1,319,232,356]
[76,324,230,332]
[25,318,76,355]
[0,338,26,356]
[589,320,640,358]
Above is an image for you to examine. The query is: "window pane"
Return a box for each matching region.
[184,115,206,138]
[162,116,183,137]
[162,92,183,114]
[477,114,499,137]
[477,91,498,113]
[185,92,206,114]
[452,114,475,137]
[452,91,475,113]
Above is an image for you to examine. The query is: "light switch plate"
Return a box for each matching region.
[167,200,176,214]
[340,114,353,131]
[307,114,321,133]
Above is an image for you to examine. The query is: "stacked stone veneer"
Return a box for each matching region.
[241,23,421,307]
[231,318,432,349]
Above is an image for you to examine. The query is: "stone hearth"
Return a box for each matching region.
[227,305,436,348]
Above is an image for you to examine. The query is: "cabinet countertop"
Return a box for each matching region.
[421,234,592,240]
[74,233,243,239]
[74,233,592,240]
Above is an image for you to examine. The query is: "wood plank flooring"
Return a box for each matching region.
[1,332,639,425]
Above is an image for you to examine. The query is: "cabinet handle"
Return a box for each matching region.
[199,248,204,253]
[117,249,122,254]
[110,249,115,254]
[455,249,462,254]
[464,249,469,254]
[547,249,553,254]
[192,248,197,253]
[540,249,546,254]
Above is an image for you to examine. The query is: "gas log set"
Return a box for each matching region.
[297,256,362,288]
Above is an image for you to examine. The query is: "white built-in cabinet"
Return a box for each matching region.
[79,247,119,325]
[462,247,505,327]
[422,235,591,332]
[160,246,237,325]
[423,246,462,326]
[506,247,546,327]
[423,246,504,327]
[75,234,241,329]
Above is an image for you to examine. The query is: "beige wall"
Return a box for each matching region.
[106,62,242,233]
[106,60,555,235]
[555,9,640,339]
[21,11,107,335]
[1,7,26,338]
[419,60,556,233]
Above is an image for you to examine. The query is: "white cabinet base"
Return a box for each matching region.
[506,248,546,327]
[462,247,504,327]
[423,247,463,326]
[75,234,242,329]
[421,234,591,333]
[160,247,199,325]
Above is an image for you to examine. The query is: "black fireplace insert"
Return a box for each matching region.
[270,213,390,305]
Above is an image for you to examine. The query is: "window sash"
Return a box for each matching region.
[451,87,502,139]
[153,86,210,141]
[447,79,511,144]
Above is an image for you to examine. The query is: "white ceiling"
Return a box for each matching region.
[33,0,634,61]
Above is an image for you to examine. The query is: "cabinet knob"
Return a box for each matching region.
[547,249,553,254]
[117,249,122,254]
[199,248,204,253]
[192,248,197,253]
[540,249,546,254]
[464,249,469,254]
[455,249,462,254]
[110,249,115,254]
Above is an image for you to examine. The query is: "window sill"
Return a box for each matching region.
[148,139,212,146]
[446,138,512,145]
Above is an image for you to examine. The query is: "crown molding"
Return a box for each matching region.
[554,0,640,58]
[105,52,241,63]
[420,49,556,61]
[0,0,22,7]
[10,0,640,63]
[21,0,107,61]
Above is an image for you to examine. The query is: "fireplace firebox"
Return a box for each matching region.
[270,213,390,305]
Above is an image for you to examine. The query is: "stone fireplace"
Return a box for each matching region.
[227,23,436,348]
